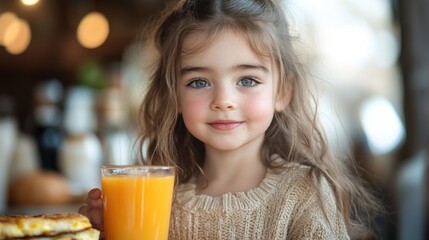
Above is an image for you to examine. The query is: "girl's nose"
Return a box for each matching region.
[210,87,237,111]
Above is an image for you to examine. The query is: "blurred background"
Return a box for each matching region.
[0,0,427,239]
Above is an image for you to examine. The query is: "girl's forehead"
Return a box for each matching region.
[181,30,224,56]
[181,28,272,61]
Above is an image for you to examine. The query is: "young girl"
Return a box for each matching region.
[79,0,381,239]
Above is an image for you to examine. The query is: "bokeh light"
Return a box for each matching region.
[77,12,109,49]
[21,0,40,7]
[360,97,405,155]
[0,12,32,55]
[0,12,18,46]
[4,19,31,55]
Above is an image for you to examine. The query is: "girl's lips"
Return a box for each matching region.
[208,120,243,131]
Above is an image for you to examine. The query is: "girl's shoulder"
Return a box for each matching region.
[271,156,350,239]
[269,154,335,201]
[268,154,312,182]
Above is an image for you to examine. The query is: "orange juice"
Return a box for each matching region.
[101,166,175,240]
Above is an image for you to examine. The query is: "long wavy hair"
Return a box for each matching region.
[137,0,381,238]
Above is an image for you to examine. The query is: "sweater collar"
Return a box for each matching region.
[174,155,287,211]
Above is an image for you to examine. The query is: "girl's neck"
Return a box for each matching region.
[196,148,267,197]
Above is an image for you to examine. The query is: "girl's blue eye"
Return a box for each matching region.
[238,77,259,87]
[188,79,209,88]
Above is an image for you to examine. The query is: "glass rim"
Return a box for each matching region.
[101,165,175,177]
[101,165,175,170]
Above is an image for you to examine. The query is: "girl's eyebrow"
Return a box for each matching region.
[181,64,270,75]
[181,66,209,74]
[233,64,270,73]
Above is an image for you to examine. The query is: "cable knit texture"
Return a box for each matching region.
[169,156,350,239]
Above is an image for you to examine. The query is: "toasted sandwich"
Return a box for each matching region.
[0,213,99,240]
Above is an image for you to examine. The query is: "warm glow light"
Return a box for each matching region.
[0,12,18,46]
[3,18,22,47]
[77,12,109,49]
[5,19,31,54]
[21,0,40,6]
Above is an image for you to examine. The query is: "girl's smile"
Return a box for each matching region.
[207,119,244,131]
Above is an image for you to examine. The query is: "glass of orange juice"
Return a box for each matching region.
[101,165,175,240]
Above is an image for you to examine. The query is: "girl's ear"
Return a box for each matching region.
[275,82,292,112]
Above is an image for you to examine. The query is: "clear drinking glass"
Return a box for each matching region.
[101,165,175,240]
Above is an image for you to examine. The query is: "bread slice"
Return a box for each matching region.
[12,228,100,240]
[0,213,98,240]
[0,215,22,239]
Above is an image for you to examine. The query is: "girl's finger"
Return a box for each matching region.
[89,208,104,231]
[88,188,102,199]
[89,207,103,226]
[85,193,103,207]
[85,196,103,208]
[78,204,89,216]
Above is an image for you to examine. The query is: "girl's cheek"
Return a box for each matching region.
[182,96,203,109]
[181,100,206,119]
[246,95,274,111]
[243,96,276,121]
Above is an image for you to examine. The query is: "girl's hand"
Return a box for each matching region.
[78,188,104,232]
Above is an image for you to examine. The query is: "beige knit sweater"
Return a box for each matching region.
[169,157,350,239]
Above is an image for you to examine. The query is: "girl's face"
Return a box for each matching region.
[178,30,284,153]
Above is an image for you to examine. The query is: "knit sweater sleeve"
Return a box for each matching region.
[288,175,350,239]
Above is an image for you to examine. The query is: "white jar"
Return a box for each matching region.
[58,132,102,196]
